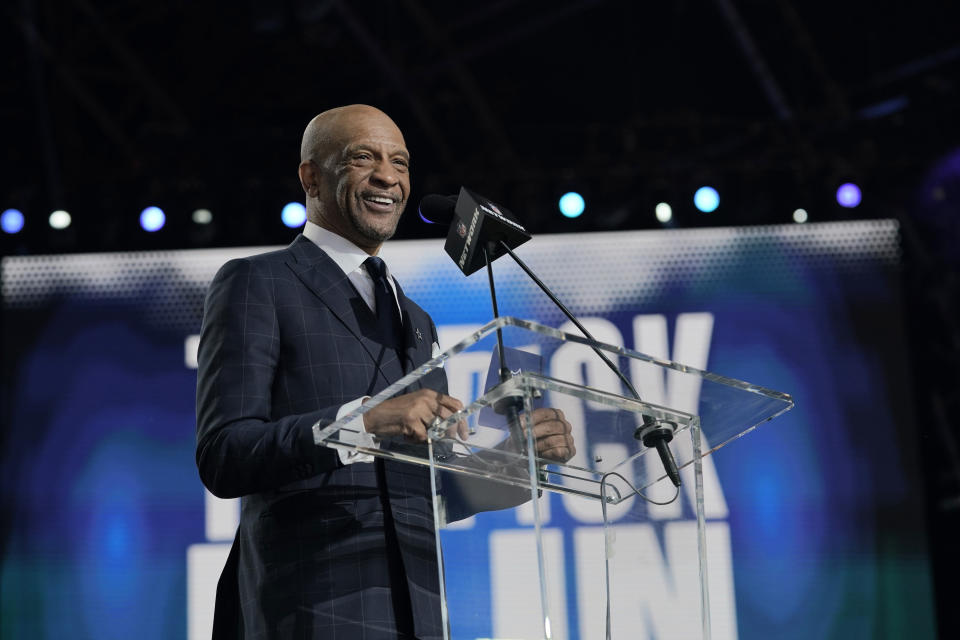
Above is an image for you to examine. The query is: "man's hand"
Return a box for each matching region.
[362,389,467,443]
[529,407,576,462]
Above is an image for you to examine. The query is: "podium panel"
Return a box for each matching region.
[314,317,793,639]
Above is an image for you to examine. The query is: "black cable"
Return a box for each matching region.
[498,240,642,401]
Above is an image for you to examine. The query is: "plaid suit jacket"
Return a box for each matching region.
[196,235,447,639]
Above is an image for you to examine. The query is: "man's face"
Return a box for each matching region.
[315,110,410,252]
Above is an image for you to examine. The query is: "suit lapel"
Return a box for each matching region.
[395,280,433,373]
[284,235,398,383]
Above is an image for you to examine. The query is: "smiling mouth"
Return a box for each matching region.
[361,194,398,209]
[363,195,397,206]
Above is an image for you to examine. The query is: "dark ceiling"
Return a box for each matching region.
[2,0,959,253]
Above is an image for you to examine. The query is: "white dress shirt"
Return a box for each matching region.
[302,220,402,317]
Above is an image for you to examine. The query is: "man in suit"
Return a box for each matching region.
[196,104,574,639]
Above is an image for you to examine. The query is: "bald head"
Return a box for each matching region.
[297,105,411,254]
[300,104,404,167]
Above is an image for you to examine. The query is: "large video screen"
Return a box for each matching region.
[1,221,935,639]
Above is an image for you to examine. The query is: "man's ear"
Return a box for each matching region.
[298,161,319,197]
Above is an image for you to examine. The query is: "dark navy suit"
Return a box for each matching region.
[196,235,447,639]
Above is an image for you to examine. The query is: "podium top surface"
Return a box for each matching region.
[313,316,793,498]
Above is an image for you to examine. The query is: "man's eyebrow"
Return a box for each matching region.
[345,143,410,160]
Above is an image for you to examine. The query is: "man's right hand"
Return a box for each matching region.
[362,389,466,443]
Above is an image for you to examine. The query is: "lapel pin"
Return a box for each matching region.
[415,328,423,341]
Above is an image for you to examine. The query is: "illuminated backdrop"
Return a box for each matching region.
[0,221,935,639]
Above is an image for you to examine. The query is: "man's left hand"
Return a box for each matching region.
[529,407,575,462]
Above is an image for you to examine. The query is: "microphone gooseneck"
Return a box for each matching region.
[496,240,682,488]
[496,240,641,400]
[483,242,527,455]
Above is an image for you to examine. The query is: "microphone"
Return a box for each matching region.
[418,194,457,225]
[635,420,682,488]
[419,188,532,276]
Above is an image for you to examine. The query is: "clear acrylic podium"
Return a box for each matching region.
[314,317,793,640]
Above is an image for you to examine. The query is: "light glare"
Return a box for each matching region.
[49,210,72,229]
[793,208,808,224]
[693,186,720,213]
[559,192,585,218]
[2,208,25,234]
[192,208,213,225]
[140,206,166,232]
[282,202,307,228]
[836,183,861,208]
[655,202,673,223]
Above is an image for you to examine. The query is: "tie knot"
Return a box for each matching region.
[364,256,389,282]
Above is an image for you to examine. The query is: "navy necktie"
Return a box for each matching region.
[364,256,417,634]
[364,256,404,353]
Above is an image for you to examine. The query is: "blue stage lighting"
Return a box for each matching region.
[282,202,307,228]
[140,206,165,232]
[836,183,861,208]
[559,192,585,218]
[694,187,720,213]
[2,208,25,234]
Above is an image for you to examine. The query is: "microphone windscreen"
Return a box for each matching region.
[418,194,458,224]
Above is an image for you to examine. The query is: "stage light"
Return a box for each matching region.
[140,206,166,232]
[558,192,585,218]
[836,183,861,208]
[2,208,24,234]
[693,186,719,213]
[282,202,307,228]
[49,209,72,229]
[793,208,808,224]
[655,202,673,223]
[192,208,213,224]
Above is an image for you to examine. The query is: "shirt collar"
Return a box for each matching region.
[302,220,382,277]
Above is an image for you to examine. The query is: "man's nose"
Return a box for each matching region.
[370,158,399,186]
